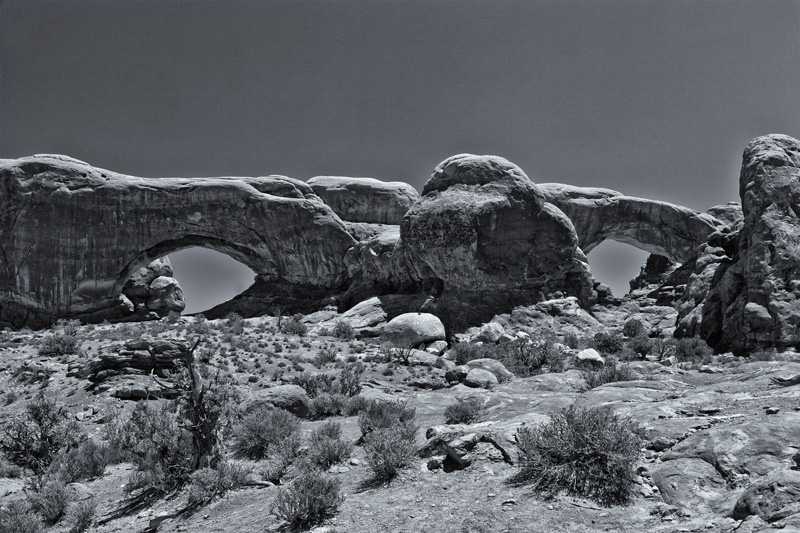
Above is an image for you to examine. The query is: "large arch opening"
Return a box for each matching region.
[168,248,257,314]
[585,240,651,299]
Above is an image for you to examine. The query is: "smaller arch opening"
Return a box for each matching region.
[585,240,651,299]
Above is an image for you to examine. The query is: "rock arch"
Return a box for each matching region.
[0,155,356,328]
[539,184,725,263]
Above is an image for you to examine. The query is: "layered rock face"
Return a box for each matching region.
[396,154,593,330]
[677,134,800,353]
[0,155,355,328]
[306,176,419,225]
[540,184,724,263]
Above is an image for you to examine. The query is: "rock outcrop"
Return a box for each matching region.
[677,134,800,353]
[121,257,185,317]
[396,154,594,330]
[0,155,356,328]
[540,183,724,263]
[306,176,419,225]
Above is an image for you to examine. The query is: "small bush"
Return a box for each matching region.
[563,331,580,349]
[224,312,246,335]
[337,368,361,397]
[49,439,110,482]
[281,314,307,337]
[593,332,624,354]
[38,333,80,357]
[306,421,352,470]
[0,500,44,533]
[293,373,336,398]
[512,404,642,505]
[444,397,486,425]
[232,405,301,460]
[308,393,347,419]
[27,477,70,525]
[315,346,338,366]
[66,497,96,533]
[581,360,636,390]
[626,333,652,357]
[187,462,251,507]
[622,318,645,338]
[0,394,82,473]
[450,343,492,365]
[357,399,416,437]
[272,469,342,529]
[673,337,713,362]
[332,320,355,340]
[189,314,211,335]
[363,425,417,482]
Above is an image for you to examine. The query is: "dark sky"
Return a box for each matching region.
[2,0,799,310]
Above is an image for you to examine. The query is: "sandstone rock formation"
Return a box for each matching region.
[396,154,594,330]
[306,175,419,225]
[0,154,356,328]
[121,257,185,317]
[677,134,800,353]
[381,312,446,348]
[540,183,724,263]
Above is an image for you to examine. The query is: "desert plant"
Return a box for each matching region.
[622,318,645,338]
[563,331,580,349]
[315,346,338,366]
[189,314,211,335]
[27,477,70,525]
[232,405,301,460]
[38,327,81,356]
[293,373,336,398]
[257,435,301,484]
[281,314,307,336]
[48,439,110,483]
[444,397,486,425]
[272,468,342,529]
[66,497,96,533]
[511,404,642,505]
[332,320,355,340]
[581,360,637,390]
[450,342,493,365]
[187,461,252,508]
[363,424,418,482]
[593,332,624,354]
[0,499,44,533]
[672,337,713,362]
[224,312,246,335]
[626,333,652,357]
[306,421,352,469]
[0,393,82,473]
[357,399,416,437]
[308,393,348,419]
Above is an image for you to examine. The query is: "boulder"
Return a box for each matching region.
[464,368,499,389]
[425,340,448,356]
[307,175,419,225]
[397,154,593,331]
[257,384,310,418]
[381,312,445,348]
[122,258,185,317]
[576,348,605,365]
[677,134,800,353]
[473,322,505,344]
[146,276,184,312]
[732,470,800,522]
[340,296,387,329]
[464,358,514,382]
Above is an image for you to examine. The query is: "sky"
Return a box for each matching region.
[2,0,799,311]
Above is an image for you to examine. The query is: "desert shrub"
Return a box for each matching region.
[357,399,416,437]
[187,461,252,507]
[337,368,361,397]
[189,314,211,335]
[581,360,636,390]
[672,337,713,362]
[224,312,246,335]
[232,405,301,460]
[563,331,580,349]
[626,333,652,357]
[332,320,355,340]
[308,393,348,419]
[450,343,492,365]
[66,498,96,533]
[0,500,44,533]
[511,404,642,505]
[363,424,418,481]
[342,395,371,416]
[0,394,82,473]
[293,373,336,398]
[104,400,193,495]
[622,318,645,338]
[27,477,70,525]
[0,455,23,478]
[593,332,624,354]
[11,363,53,385]
[272,468,342,529]
[444,397,486,425]
[281,314,307,337]
[257,434,301,484]
[315,346,338,366]
[48,439,110,483]
[749,349,780,362]
[38,331,80,356]
[306,421,352,470]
